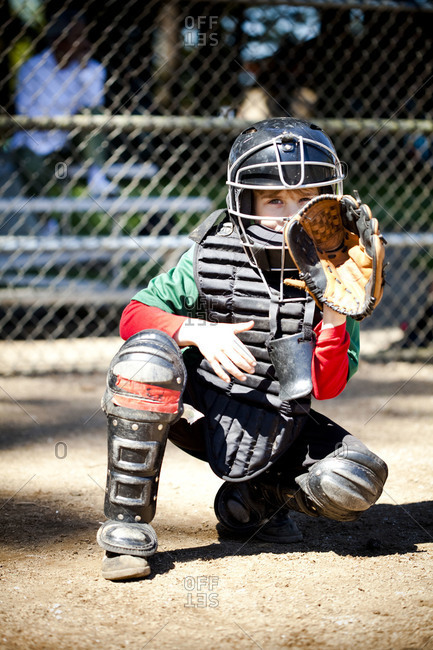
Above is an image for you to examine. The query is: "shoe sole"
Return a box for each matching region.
[101,554,151,581]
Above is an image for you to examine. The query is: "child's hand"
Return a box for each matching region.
[174,319,256,383]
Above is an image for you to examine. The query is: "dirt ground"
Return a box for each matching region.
[0,353,432,650]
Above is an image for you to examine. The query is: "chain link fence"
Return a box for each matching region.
[0,0,432,373]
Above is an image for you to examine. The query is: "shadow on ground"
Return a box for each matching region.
[1,497,431,577]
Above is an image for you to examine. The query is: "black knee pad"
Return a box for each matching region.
[103,329,186,424]
[294,446,388,521]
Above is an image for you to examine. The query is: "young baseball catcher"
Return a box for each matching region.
[96,117,387,580]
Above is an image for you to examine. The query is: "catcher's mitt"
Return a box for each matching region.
[284,193,386,320]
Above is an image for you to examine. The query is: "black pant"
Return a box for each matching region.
[169,393,368,487]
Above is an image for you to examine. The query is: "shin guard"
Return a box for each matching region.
[98,330,186,557]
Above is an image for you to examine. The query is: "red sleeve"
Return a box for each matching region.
[119,300,187,340]
[312,321,350,400]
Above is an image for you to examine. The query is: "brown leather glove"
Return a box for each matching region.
[284,193,386,320]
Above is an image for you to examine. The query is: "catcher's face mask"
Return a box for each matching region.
[226,118,346,275]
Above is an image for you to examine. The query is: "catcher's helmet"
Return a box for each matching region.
[226,118,346,275]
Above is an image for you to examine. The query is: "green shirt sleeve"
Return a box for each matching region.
[346,317,360,380]
[132,245,199,316]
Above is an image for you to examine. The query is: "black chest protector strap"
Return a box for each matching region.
[267,297,316,401]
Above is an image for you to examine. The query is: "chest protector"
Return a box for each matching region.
[189,210,318,481]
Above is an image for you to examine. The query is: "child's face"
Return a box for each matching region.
[252,187,319,230]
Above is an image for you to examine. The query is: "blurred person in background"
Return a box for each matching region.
[10,10,117,198]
